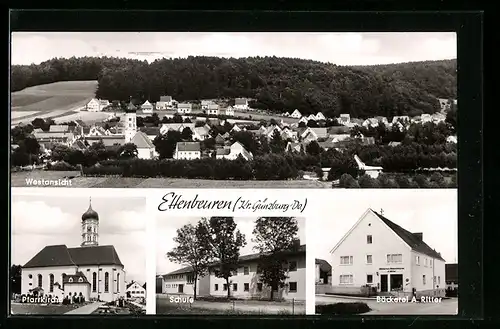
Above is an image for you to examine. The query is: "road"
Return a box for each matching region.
[315,295,458,315]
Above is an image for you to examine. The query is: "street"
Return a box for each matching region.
[315,295,458,315]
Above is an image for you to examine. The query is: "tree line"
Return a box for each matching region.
[335,172,457,188]
[166,217,300,301]
[11,56,456,118]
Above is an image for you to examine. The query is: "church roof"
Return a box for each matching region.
[82,203,99,221]
[23,245,124,268]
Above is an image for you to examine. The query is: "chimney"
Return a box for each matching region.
[414,232,423,241]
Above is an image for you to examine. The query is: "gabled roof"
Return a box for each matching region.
[159,96,172,102]
[163,245,306,277]
[139,127,161,136]
[235,98,248,105]
[131,131,155,149]
[23,245,76,268]
[371,210,446,261]
[176,142,200,152]
[63,271,90,284]
[142,100,153,108]
[49,125,69,133]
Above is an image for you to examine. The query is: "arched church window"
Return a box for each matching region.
[78,277,83,282]
[92,272,97,292]
[117,273,120,292]
[37,274,42,288]
[49,274,54,292]
[28,274,32,279]
[68,277,73,283]
[104,272,109,292]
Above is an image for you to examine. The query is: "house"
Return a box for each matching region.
[85,98,109,112]
[307,114,317,122]
[193,126,211,141]
[300,127,328,142]
[374,116,389,125]
[225,106,235,117]
[156,96,173,110]
[234,98,249,110]
[141,101,154,114]
[207,103,219,116]
[298,117,309,125]
[315,259,332,285]
[231,124,242,133]
[328,208,446,298]
[391,116,410,125]
[263,125,282,139]
[327,126,351,142]
[201,100,213,110]
[21,201,126,303]
[214,134,225,145]
[432,112,446,123]
[281,128,298,141]
[362,118,380,128]
[173,142,201,160]
[85,135,126,147]
[388,141,402,147]
[215,141,253,161]
[160,123,195,135]
[354,155,383,178]
[445,264,458,291]
[71,140,87,150]
[33,131,76,147]
[338,114,351,125]
[446,136,457,144]
[159,245,306,301]
[126,281,146,300]
[316,112,326,121]
[130,131,157,159]
[421,114,433,123]
[139,127,161,141]
[290,109,302,119]
[286,142,304,153]
[177,103,192,114]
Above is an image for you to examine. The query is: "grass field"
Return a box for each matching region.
[11,303,78,315]
[10,170,330,188]
[10,80,98,125]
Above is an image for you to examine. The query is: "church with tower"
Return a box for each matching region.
[20,198,127,302]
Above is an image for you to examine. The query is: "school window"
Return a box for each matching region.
[187,274,194,284]
[423,275,426,285]
[233,283,238,291]
[289,261,297,272]
[214,284,218,291]
[387,254,402,264]
[416,256,420,265]
[340,256,353,265]
[438,276,441,284]
[244,283,249,291]
[244,266,249,275]
[367,235,373,244]
[366,255,373,264]
[257,283,263,292]
[223,284,228,291]
[367,274,373,284]
[339,275,353,285]
[289,282,297,292]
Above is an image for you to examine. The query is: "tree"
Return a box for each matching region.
[252,217,300,301]
[166,223,211,300]
[358,174,380,188]
[119,143,138,159]
[328,155,362,181]
[181,127,193,141]
[269,130,286,154]
[10,264,22,295]
[446,106,457,133]
[153,130,182,159]
[338,173,360,188]
[198,217,246,299]
[305,141,322,156]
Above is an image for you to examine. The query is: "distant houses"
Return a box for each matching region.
[174,142,201,160]
[130,131,157,159]
[234,98,249,110]
[207,103,219,116]
[290,109,302,119]
[156,96,174,110]
[215,141,253,161]
[141,101,154,114]
[177,103,192,114]
[225,106,235,117]
[85,98,110,112]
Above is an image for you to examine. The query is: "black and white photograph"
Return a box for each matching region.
[312,189,458,315]
[155,216,306,315]
[10,32,457,189]
[10,191,147,315]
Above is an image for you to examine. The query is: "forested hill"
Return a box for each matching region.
[11,56,457,118]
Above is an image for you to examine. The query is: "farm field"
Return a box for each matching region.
[10,80,98,124]
[10,171,331,188]
[53,111,111,124]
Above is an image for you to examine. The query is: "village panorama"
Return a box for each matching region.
[10,56,458,189]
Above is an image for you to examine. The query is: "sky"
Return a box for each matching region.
[313,189,458,265]
[10,32,456,66]
[11,194,147,284]
[156,216,306,275]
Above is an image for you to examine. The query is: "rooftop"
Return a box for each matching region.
[23,245,123,268]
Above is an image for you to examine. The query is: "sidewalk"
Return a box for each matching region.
[65,302,105,315]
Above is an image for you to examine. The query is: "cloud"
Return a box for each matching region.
[100,209,146,235]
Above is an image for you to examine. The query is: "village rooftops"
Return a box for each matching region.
[131,131,155,148]
[163,244,306,277]
[371,209,446,261]
[23,245,123,268]
[176,141,200,152]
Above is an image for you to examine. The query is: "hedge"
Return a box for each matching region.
[315,302,371,315]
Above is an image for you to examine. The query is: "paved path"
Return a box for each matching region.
[65,302,105,315]
[316,295,457,315]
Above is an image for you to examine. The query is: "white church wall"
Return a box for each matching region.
[65,282,91,301]
[81,265,126,302]
[21,266,77,296]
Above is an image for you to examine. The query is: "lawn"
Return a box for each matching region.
[11,303,79,315]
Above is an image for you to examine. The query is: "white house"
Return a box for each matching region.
[316,112,326,121]
[177,103,192,114]
[328,208,446,298]
[85,98,109,112]
[290,109,302,119]
[130,131,157,159]
[225,106,235,116]
[362,118,380,128]
[21,201,126,303]
[234,98,249,110]
[173,142,201,160]
[354,155,383,179]
[141,101,154,114]
[446,136,457,144]
[391,116,410,125]
[421,114,433,123]
[156,96,173,110]
[307,114,317,122]
[298,117,309,125]
[338,114,351,125]
[126,281,146,300]
[160,123,195,135]
[215,141,253,161]
[193,126,211,141]
[160,245,306,301]
[207,103,219,116]
[201,100,213,110]
[231,124,242,133]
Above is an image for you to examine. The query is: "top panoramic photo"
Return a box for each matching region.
[10,32,457,189]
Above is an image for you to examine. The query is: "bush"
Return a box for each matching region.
[358,174,380,188]
[315,302,371,315]
[338,174,360,188]
[48,161,77,171]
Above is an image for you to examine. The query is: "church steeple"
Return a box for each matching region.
[81,197,99,247]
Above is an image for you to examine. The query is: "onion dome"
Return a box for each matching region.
[82,198,99,221]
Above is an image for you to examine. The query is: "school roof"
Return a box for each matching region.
[23,245,123,268]
[163,244,306,276]
[371,210,446,261]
